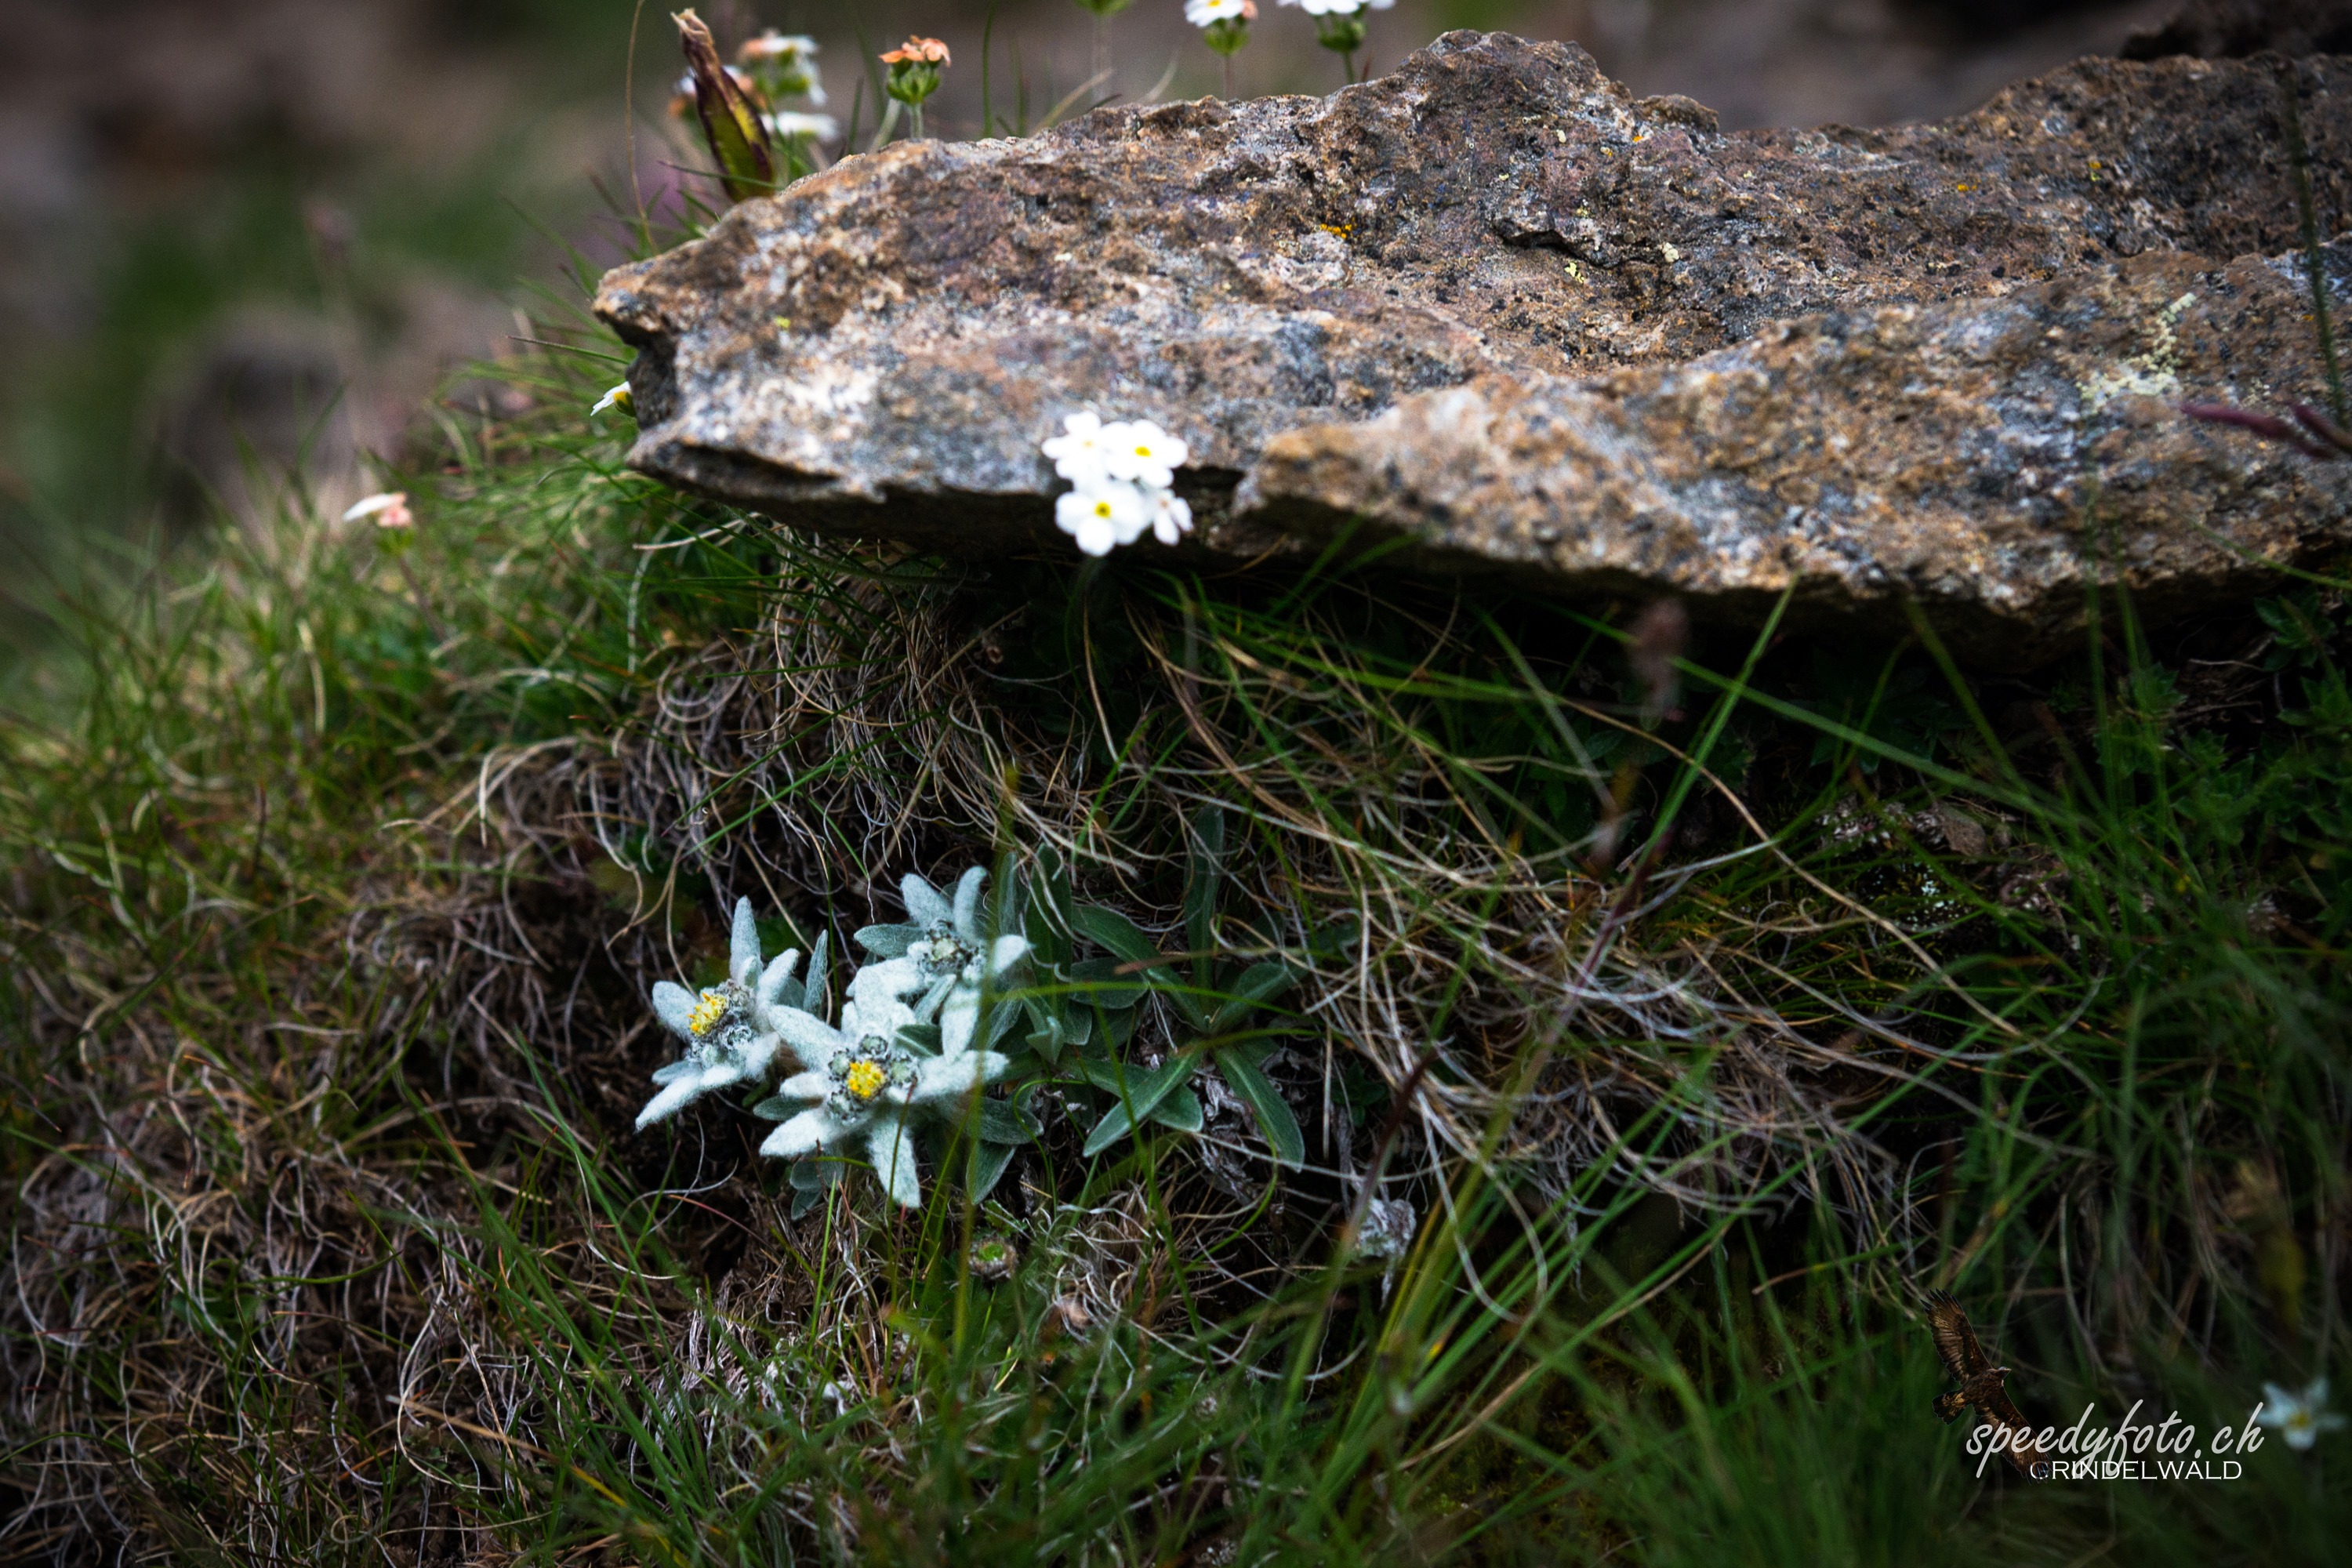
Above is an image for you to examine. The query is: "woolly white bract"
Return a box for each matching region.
[759,994,1010,1208]
[637,898,800,1130]
[851,866,1030,1055]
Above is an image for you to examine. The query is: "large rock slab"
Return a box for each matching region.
[593,32,2352,655]
[1238,245,2352,662]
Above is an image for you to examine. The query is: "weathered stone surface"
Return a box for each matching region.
[593,32,2352,656]
[1236,245,2352,663]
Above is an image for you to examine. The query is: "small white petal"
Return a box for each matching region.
[761,1107,850,1159]
[869,1118,923,1208]
[652,982,700,1041]
[343,491,407,522]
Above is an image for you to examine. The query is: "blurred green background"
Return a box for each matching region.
[0,0,2170,670]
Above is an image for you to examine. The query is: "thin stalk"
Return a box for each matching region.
[2280,62,2347,425]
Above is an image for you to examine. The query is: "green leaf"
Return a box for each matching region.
[1080,1058,1197,1156]
[895,1022,943,1055]
[974,1098,1043,1145]
[1072,905,1166,968]
[1217,1049,1304,1170]
[1146,1088,1203,1134]
[967,1139,1018,1201]
[985,993,1025,1050]
[855,923,918,957]
[1064,956,1146,1011]
[748,1094,802,1120]
[1027,847,1076,963]
[1210,961,1296,1033]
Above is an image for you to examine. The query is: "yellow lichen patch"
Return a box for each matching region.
[2079,291,2198,410]
[844,1059,888,1102]
[688,989,729,1036]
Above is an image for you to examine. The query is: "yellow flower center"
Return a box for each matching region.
[687,989,729,1036]
[1092,499,1114,518]
[844,1059,887,1102]
[1133,445,1152,457]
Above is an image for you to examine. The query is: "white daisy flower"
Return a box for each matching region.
[764,111,840,142]
[1280,0,1392,13]
[2258,1377,2347,1451]
[1145,485,1193,544]
[759,996,1009,1207]
[1186,0,1253,23]
[851,866,1031,1055]
[1099,419,1189,489]
[590,383,633,418]
[1055,477,1151,556]
[342,491,412,528]
[637,898,802,1129]
[1041,410,1118,486]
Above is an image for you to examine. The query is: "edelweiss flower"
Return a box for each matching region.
[760,996,1008,1207]
[2258,1377,2347,1450]
[1186,0,1256,22]
[638,898,803,1129]
[1055,479,1151,556]
[1101,419,1188,489]
[343,491,412,528]
[852,866,1031,1054]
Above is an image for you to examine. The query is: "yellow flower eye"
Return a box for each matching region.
[1093,501,1113,517]
[687,990,729,1036]
[844,1060,887,1101]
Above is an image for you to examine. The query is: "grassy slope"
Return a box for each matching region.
[2,259,2348,1566]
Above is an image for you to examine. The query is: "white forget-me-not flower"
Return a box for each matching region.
[2258,1377,2347,1451]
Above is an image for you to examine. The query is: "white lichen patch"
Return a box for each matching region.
[772,361,879,419]
[2078,290,2197,410]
